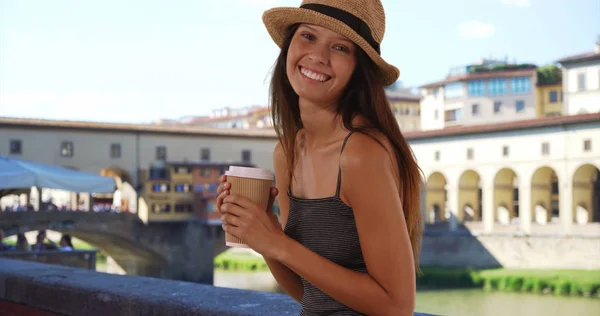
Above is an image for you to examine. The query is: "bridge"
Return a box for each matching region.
[0,211,227,284]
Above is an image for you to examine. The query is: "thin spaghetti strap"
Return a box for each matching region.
[335,131,354,197]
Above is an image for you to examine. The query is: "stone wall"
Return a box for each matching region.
[0,259,433,316]
[0,211,227,284]
[420,231,600,269]
[0,250,96,270]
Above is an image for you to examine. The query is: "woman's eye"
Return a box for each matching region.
[334,45,350,53]
[301,33,315,40]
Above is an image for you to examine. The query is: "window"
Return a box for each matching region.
[467,148,474,160]
[434,109,439,120]
[515,100,525,113]
[549,91,558,103]
[471,104,479,116]
[445,109,463,122]
[204,183,218,192]
[151,204,171,214]
[435,151,440,161]
[175,204,193,213]
[61,141,73,157]
[467,80,485,96]
[200,148,210,161]
[200,168,211,177]
[542,143,550,155]
[175,184,191,192]
[444,82,464,99]
[207,202,216,213]
[578,73,586,91]
[494,101,502,114]
[110,143,121,158]
[510,76,531,94]
[149,168,169,180]
[156,146,167,161]
[242,150,252,163]
[488,78,507,96]
[152,183,170,192]
[9,140,22,155]
[176,167,191,174]
[503,146,509,157]
[584,139,591,152]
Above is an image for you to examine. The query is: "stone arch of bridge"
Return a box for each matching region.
[1,212,167,277]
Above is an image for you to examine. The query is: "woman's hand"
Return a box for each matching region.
[220,187,286,259]
[216,175,230,213]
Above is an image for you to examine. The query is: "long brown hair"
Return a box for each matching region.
[269,24,423,272]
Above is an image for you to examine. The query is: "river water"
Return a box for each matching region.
[214,271,600,316]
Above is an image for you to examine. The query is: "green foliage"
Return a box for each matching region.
[554,280,570,296]
[468,63,536,74]
[508,277,524,292]
[214,251,269,272]
[537,65,562,85]
[417,267,600,298]
[521,278,535,293]
[532,279,548,294]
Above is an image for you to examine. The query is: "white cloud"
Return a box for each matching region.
[501,0,532,8]
[457,21,495,40]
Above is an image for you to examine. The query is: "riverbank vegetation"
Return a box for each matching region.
[213,251,599,298]
[416,267,599,298]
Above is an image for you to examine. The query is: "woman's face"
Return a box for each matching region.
[286,24,357,105]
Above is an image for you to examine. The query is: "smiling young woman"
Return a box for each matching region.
[217,1,423,315]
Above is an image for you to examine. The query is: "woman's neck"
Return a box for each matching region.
[298,98,346,149]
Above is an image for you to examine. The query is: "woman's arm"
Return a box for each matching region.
[264,143,304,302]
[274,134,416,316]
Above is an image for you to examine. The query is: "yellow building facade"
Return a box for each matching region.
[536,83,563,117]
[387,90,421,132]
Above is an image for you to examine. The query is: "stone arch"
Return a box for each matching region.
[458,170,482,222]
[1,212,168,278]
[572,164,600,224]
[494,168,519,224]
[100,167,137,213]
[100,167,134,189]
[426,172,447,223]
[531,166,559,225]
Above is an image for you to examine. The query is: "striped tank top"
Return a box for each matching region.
[284,131,367,316]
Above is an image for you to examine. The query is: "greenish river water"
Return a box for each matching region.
[214,270,600,316]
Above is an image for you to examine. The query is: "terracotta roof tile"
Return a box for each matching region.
[2,112,598,142]
[404,113,600,140]
[420,68,537,89]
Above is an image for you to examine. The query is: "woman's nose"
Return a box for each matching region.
[308,46,329,64]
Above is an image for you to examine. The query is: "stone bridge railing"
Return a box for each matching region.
[0,259,434,316]
[0,250,97,270]
[0,211,228,284]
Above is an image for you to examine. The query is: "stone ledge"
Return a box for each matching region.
[0,259,434,316]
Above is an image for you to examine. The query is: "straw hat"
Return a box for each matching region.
[262,0,400,86]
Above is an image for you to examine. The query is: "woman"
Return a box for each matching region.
[218,1,422,315]
[59,234,74,251]
[16,233,31,251]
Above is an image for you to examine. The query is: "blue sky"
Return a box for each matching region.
[0,0,598,123]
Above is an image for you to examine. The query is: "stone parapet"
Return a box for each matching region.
[0,259,434,316]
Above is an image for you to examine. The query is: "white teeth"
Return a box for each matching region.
[301,67,329,82]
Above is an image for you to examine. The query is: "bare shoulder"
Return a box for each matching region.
[340,130,396,170]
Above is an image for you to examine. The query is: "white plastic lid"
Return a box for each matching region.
[225,166,274,180]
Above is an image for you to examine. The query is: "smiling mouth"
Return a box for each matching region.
[299,66,332,83]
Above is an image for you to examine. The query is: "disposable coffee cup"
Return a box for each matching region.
[224,166,274,248]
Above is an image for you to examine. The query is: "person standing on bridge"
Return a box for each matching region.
[218,1,422,315]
